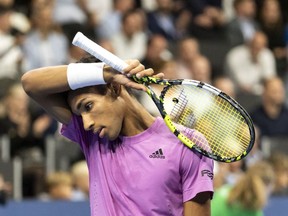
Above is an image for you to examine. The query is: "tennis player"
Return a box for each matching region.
[21,55,214,216]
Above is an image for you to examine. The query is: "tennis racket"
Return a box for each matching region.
[72,32,255,163]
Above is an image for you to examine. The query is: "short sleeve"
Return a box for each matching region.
[180,148,214,202]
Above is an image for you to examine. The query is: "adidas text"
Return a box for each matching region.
[149,155,165,159]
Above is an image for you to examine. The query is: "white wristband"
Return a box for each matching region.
[67,62,106,90]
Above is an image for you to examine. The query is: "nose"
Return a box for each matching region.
[82,114,94,131]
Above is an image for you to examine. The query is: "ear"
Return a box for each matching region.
[108,83,122,97]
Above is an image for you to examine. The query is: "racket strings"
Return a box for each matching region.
[169,89,196,128]
[163,85,251,158]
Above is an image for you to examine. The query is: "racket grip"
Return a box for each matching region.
[72,32,128,73]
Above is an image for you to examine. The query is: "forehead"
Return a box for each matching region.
[68,87,97,105]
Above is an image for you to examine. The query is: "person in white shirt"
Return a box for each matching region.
[0,4,23,79]
[110,9,147,61]
[224,31,276,95]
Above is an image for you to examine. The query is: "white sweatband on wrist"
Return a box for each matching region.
[67,62,106,90]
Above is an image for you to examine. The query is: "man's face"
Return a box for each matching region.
[0,10,11,33]
[68,87,125,140]
[264,79,285,106]
[237,0,255,18]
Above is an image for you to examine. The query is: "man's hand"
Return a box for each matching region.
[103,60,164,91]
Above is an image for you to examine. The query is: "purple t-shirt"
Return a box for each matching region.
[61,116,214,216]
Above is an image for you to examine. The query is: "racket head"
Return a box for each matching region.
[147,79,255,163]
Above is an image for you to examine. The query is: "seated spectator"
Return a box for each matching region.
[268,151,288,196]
[0,82,57,157]
[0,82,58,198]
[187,55,212,83]
[224,31,276,96]
[41,171,73,201]
[141,34,172,73]
[186,0,226,40]
[213,160,245,190]
[175,37,202,79]
[250,76,288,137]
[0,77,15,118]
[84,0,113,27]
[110,9,147,61]
[258,0,287,78]
[71,160,89,201]
[1,0,30,34]
[146,0,180,42]
[22,3,69,71]
[52,0,96,40]
[212,75,236,98]
[226,0,259,48]
[0,4,24,80]
[212,160,275,216]
[97,0,135,40]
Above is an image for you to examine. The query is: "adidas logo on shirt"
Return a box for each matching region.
[149,148,165,159]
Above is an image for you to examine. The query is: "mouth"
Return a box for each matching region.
[94,127,105,138]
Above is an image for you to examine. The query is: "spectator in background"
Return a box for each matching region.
[52,0,96,40]
[97,0,135,40]
[213,160,245,190]
[0,78,15,118]
[186,0,226,40]
[71,160,89,201]
[225,31,276,96]
[268,152,288,196]
[41,171,74,200]
[0,82,56,157]
[0,82,57,198]
[22,3,69,71]
[258,0,287,78]
[226,0,259,48]
[141,34,172,72]
[175,37,201,78]
[255,0,288,25]
[0,0,30,35]
[146,0,180,42]
[85,0,113,27]
[0,4,23,80]
[213,75,236,98]
[250,76,288,137]
[110,9,147,61]
[212,160,275,216]
[187,55,212,83]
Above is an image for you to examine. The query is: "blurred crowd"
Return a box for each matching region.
[0,0,288,213]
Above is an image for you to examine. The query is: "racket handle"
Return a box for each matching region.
[72,32,128,73]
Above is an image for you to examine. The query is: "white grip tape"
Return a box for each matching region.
[72,32,128,73]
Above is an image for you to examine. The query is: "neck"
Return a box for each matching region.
[264,103,282,119]
[120,92,155,136]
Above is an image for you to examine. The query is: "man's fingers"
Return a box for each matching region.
[122,60,141,73]
[125,82,147,91]
[134,68,155,78]
[123,60,155,78]
[153,72,164,79]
